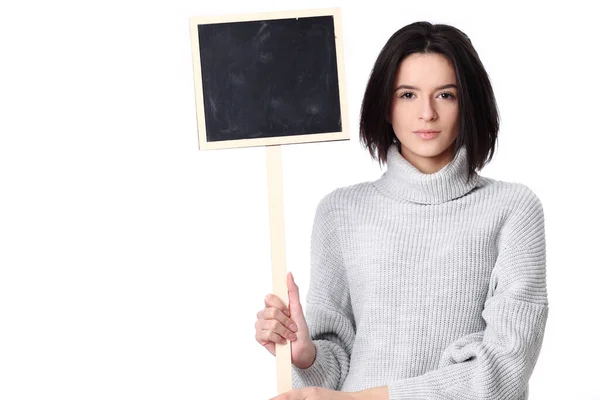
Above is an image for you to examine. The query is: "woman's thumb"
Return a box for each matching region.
[287,272,304,317]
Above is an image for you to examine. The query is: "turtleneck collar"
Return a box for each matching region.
[374,143,479,205]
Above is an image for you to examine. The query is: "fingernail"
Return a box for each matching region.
[290,323,297,331]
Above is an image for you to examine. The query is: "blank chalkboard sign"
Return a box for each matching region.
[190,8,350,150]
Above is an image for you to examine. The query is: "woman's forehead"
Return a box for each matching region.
[395,53,456,86]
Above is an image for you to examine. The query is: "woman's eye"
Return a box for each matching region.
[398,92,455,100]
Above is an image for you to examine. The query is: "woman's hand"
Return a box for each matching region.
[255,272,316,369]
[269,386,388,400]
[268,386,360,400]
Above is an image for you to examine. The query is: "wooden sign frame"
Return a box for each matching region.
[189,7,350,150]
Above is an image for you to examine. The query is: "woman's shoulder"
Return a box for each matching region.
[476,175,544,214]
[477,176,545,252]
[315,181,376,211]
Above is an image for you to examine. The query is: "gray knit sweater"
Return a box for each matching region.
[291,143,548,400]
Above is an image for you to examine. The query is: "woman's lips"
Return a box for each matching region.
[415,131,439,139]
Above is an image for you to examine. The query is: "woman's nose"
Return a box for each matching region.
[419,101,437,121]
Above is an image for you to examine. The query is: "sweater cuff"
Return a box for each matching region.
[291,342,329,389]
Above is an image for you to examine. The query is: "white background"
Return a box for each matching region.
[1,0,598,399]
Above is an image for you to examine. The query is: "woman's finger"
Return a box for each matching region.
[264,293,290,317]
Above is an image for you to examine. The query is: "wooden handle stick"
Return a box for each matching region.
[265,144,292,394]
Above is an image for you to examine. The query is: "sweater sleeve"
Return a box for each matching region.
[291,193,356,391]
[387,188,549,400]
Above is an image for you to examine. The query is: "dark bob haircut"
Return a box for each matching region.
[359,21,499,183]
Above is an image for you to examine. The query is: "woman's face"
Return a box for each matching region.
[388,52,460,172]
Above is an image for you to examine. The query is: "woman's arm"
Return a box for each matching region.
[381,189,548,400]
[355,386,389,400]
[292,192,356,391]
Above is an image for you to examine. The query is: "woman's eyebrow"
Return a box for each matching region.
[394,83,458,91]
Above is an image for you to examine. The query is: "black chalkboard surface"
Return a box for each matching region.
[190,8,350,150]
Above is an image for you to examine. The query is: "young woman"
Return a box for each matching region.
[256,21,548,400]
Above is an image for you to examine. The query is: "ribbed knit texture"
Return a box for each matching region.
[291,143,548,400]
